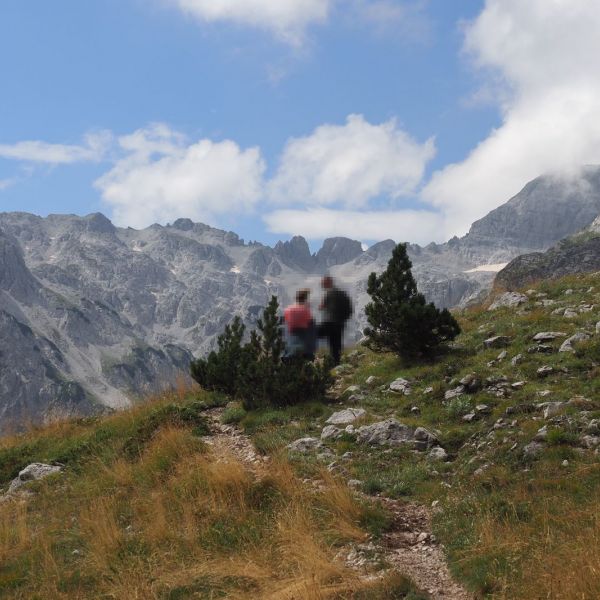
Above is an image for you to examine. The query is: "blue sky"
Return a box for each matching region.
[1,1,599,247]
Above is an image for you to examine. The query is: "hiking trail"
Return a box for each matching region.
[202,406,472,600]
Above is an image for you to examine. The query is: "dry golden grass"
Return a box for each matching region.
[0,400,394,599]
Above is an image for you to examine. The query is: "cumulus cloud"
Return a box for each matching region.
[95,124,265,229]
[265,207,445,244]
[0,132,111,164]
[268,114,435,208]
[166,0,331,45]
[422,0,600,236]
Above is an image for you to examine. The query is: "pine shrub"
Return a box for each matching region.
[190,296,332,410]
[364,243,461,359]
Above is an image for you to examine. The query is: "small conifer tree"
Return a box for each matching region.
[364,243,460,359]
[190,316,246,395]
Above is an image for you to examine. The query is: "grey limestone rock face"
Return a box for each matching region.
[2,167,600,432]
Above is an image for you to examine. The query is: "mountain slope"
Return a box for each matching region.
[2,166,600,430]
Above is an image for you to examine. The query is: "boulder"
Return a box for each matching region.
[287,438,323,453]
[414,427,439,450]
[488,292,528,311]
[563,308,578,318]
[444,386,465,400]
[365,376,379,386]
[326,408,366,426]
[511,354,524,366]
[483,336,511,349]
[356,419,414,446]
[537,365,554,377]
[389,378,412,395]
[459,373,481,392]
[559,332,591,353]
[321,425,343,441]
[7,463,63,494]
[542,402,565,419]
[532,332,567,342]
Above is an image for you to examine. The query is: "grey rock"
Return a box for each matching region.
[445,386,465,400]
[534,426,548,442]
[356,419,414,446]
[326,408,366,426]
[488,292,528,311]
[528,344,554,354]
[511,354,524,366]
[475,404,491,414]
[564,308,579,319]
[580,435,600,449]
[389,378,411,395]
[559,332,591,353]
[321,425,343,441]
[414,427,439,450]
[497,350,508,360]
[462,413,477,423]
[287,438,323,453]
[511,381,527,389]
[483,336,511,349]
[543,402,565,419]
[7,463,63,494]
[459,373,481,392]
[365,376,379,386]
[427,447,448,461]
[537,366,554,377]
[596,321,600,334]
[533,332,567,342]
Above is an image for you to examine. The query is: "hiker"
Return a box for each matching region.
[283,289,317,361]
[318,276,353,366]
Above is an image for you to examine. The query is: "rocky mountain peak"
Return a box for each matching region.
[274,235,313,271]
[315,237,364,272]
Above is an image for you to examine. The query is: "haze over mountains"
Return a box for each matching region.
[2,166,600,432]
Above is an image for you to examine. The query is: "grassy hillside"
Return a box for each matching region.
[2,272,600,599]
[225,273,600,599]
[0,386,422,599]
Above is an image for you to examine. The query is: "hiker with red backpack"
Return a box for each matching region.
[318,276,353,366]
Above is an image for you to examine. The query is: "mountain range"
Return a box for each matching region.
[2,166,600,432]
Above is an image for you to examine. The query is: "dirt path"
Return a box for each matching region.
[202,407,471,600]
[201,407,270,477]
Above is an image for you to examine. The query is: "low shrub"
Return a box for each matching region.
[190,296,333,410]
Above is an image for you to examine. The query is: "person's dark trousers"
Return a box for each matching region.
[319,321,344,366]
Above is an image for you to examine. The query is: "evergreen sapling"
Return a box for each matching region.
[364,243,460,359]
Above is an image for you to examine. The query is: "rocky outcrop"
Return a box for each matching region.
[496,233,600,290]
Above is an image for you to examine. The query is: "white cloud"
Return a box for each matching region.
[0,131,111,164]
[422,0,600,237]
[95,124,265,229]
[268,114,435,208]
[264,208,445,244]
[166,0,331,45]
